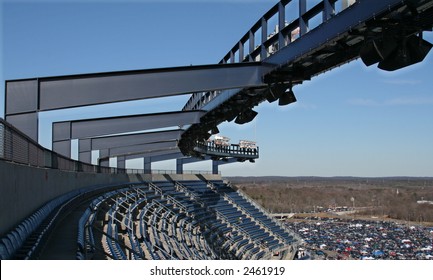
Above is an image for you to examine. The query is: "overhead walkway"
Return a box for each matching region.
[179,0,433,156]
[193,141,259,162]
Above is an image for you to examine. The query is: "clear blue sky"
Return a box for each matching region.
[1,0,433,177]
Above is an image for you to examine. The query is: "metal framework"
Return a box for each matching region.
[78,129,183,163]
[5,63,266,141]
[99,149,184,170]
[179,0,433,156]
[4,0,433,173]
[52,111,203,157]
[101,141,178,159]
[176,156,239,175]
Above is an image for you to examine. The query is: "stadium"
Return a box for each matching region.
[1,0,433,261]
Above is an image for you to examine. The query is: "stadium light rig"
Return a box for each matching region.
[360,32,432,71]
[278,83,297,106]
[234,109,258,125]
[266,82,297,106]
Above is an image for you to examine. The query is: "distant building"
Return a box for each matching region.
[417,200,433,205]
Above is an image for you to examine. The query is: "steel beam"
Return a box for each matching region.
[98,147,183,170]
[263,0,404,68]
[124,149,183,160]
[81,129,183,152]
[77,129,183,162]
[94,149,183,167]
[120,151,184,170]
[144,152,185,163]
[175,156,239,174]
[176,156,213,174]
[103,149,183,169]
[102,141,178,158]
[52,111,200,157]
[6,63,266,114]
[5,63,265,141]
[212,158,239,174]
[52,111,203,155]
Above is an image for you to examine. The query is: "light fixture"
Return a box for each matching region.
[378,34,432,71]
[198,132,211,141]
[360,36,398,66]
[278,84,297,106]
[234,109,258,124]
[266,83,287,103]
[360,33,432,71]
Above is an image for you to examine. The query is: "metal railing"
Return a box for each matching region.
[194,141,259,159]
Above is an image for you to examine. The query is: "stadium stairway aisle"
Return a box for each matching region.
[38,202,89,259]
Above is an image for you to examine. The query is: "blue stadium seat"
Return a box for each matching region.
[0,240,10,260]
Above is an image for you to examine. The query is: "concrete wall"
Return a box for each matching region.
[0,160,222,236]
[0,160,136,236]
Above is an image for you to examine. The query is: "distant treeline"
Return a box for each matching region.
[228,177,433,223]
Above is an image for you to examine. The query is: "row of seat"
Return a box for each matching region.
[177,180,294,259]
[77,189,129,259]
[0,187,88,260]
[75,180,298,260]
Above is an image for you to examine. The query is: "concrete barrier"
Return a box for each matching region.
[0,160,222,236]
[0,160,134,236]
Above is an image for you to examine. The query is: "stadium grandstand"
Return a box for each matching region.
[0,119,298,260]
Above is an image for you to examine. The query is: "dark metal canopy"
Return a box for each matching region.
[78,130,183,163]
[102,140,178,158]
[79,129,183,152]
[52,111,202,157]
[4,0,433,171]
[53,111,203,141]
[178,0,433,156]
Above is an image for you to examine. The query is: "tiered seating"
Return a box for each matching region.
[217,182,294,245]
[176,180,295,259]
[1,178,297,260]
[74,179,298,260]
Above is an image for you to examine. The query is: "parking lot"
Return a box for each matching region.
[285,217,433,260]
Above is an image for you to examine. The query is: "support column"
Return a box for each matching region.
[323,0,334,22]
[212,160,219,175]
[176,158,184,174]
[5,79,39,142]
[278,1,286,49]
[299,0,308,36]
[261,17,268,59]
[143,157,151,174]
[117,156,126,169]
[78,138,92,163]
[98,149,109,167]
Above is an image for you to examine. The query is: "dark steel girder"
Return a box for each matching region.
[263,0,425,76]
[79,129,183,152]
[5,63,266,114]
[179,0,433,156]
[101,150,184,170]
[102,141,178,158]
[52,111,201,157]
[123,149,183,161]
[99,148,183,169]
[52,111,203,142]
[5,63,267,141]
[77,129,183,163]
